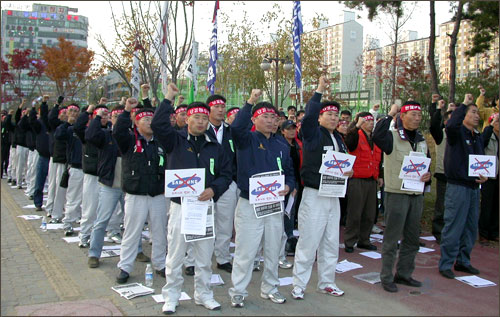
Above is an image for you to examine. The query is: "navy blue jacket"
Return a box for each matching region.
[206,121,237,182]
[55,122,82,168]
[85,115,119,187]
[14,108,29,147]
[444,104,484,188]
[231,102,295,199]
[48,104,67,162]
[28,103,50,158]
[151,98,232,204]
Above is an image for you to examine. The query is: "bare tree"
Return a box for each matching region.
[427,1,440,96]
[448,1,464,104]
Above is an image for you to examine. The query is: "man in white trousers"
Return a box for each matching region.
[228,89,295,308]
[151,83,232,314]
[291,76,352,300]
[113,98,168,285]
[14,103,29,189]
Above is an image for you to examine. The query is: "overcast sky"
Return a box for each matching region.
[3,1,455,65]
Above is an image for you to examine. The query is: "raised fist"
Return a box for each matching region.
[248,89,262,105]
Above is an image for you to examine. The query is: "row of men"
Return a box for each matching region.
[0,78,498,314]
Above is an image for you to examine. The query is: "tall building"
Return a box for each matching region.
[303,11,364,92]
[1,3,89,108]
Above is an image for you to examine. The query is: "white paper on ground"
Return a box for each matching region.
[62,236,80,243]
[418,247,435,253]
[104,237,113,242]
[46,223,64,230]
[101,250,120,258]
[455,275,496,288]
[359,251,382,259]
[18,215,43,220]
[22,204,36,209]
[211,274,224,285]
[420,236,436,241]
[336,260,363,273]
[102,245,121,250]
[142,231,150,239]
[279,277,293,286]
[73,227,81,231]
[229,242,235,248]
[152,293,192,303]
[353,272,381,284]
[370,234,384,240]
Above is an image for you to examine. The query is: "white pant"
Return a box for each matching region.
[117,194,168,273]
[292,187,340,290]
[162,202,215,304]
[25,150,39,195]
[51,162,67,219]
[7,146,17,180]
[15,145,28,186]
[229,197,283,298]
[214,181,238,265]
[63,167,84,228]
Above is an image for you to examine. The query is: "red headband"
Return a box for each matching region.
[175,107,187,114]
[252,107,276,118]
[208,99,225,107]
[361,114,374,121]
[135,111,154,121]
[187,107,210,117]
[111,109,123,116]
[94,108,109,117]
[400,104,421,113]
[131,108,140,114]
[67,105,79,111]
[227,108,239,118]
[59,108,67,115]
[320,105,339,114]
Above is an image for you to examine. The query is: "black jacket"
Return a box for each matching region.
[300,92,348,189]
[113,110,166,197]
[55,122,82,168]
[444,104,484,188]
[74,111,103,175]
[1,115,13,147]
[28,104,50,158]
[14,108,28,147]
[151,99,232,203]
[48,104,67,163]
[85,115,119,187]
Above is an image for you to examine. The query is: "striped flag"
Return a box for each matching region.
[292,1,303,90]
[159,1,169,96]
[185,39,199,102]
[206,0,219,95]
[131,39,143,99]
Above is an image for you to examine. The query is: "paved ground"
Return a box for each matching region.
[1,178,498,316]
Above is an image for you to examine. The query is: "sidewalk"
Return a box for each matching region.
[1,178,498,316]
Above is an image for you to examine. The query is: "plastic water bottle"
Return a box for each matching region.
[145,264,153,287]
[40,216,47,232]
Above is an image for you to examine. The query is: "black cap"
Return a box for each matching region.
[281,120,297,130]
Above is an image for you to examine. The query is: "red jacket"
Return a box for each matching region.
[349,129,381,179]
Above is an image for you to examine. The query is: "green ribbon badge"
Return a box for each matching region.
[210,158,215,175]
[229,139,235,153]
[159,155,164,167]
[276,157,283,172]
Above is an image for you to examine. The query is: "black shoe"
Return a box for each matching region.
[49,218,62,224]
[35,206,43,212]
[394,274,422,287]
[184,266,195,276]
[7,178,12,183]
[135,252,151,262]
[439,269,455,279]
[11,180,16,186]
[419,241,426,247]
[345,246,354,253]
[64,227,74,236]
[116,269,129,284]
[382,282,398,292]
[28,195,34,200]
[88,257,99,268]
[357,243,377,251]
[454,263,480,275]
[217,262,233,273]
[156,268,166,278]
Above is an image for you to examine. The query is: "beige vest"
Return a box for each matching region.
[384,130,428,195]
[484,132,499,179]
[434,128,447,175]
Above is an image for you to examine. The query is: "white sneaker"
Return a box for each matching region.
[195,298,221,311]
[261,291,286,304]
[372,224,383,234]
[109,233,122,244]
[279,259,293,269]
[162,302,178,315]
[319,286,344,297]
[291,286,304,299]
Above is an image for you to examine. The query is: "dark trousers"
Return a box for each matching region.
[479,178,499,240]
[380,192,423,284]
[344,178,377,247]
[433,177,447,242]
[33,156,49,208]
[1,143,10,177]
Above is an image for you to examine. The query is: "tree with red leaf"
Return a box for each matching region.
[3,49,46,102]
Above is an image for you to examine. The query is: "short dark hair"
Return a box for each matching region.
[206,94,226,105]
[465,103,478,114]
[187,102,210,113]
[297,110,305,116]
[176,104,188,110]
[340,109,351,117]
[287,105,297,112]
[251,102,276,116]
[95,104,108,111]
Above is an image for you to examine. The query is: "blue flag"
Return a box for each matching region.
[206,0,219,95]
[292,1,303,89]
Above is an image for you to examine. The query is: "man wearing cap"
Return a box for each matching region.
[151,84,232,314]
[226,107,240,125]
[54,103,83,236]
[373,101,431,292]
[228,89,295,308]
[343,112,382,253]
[205,94,239,274]
[46,98,69,222]
[291,76,351,301]
[438,100,488,279]
[113,98,168,285]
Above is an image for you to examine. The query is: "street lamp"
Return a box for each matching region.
[260,49,293,108]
